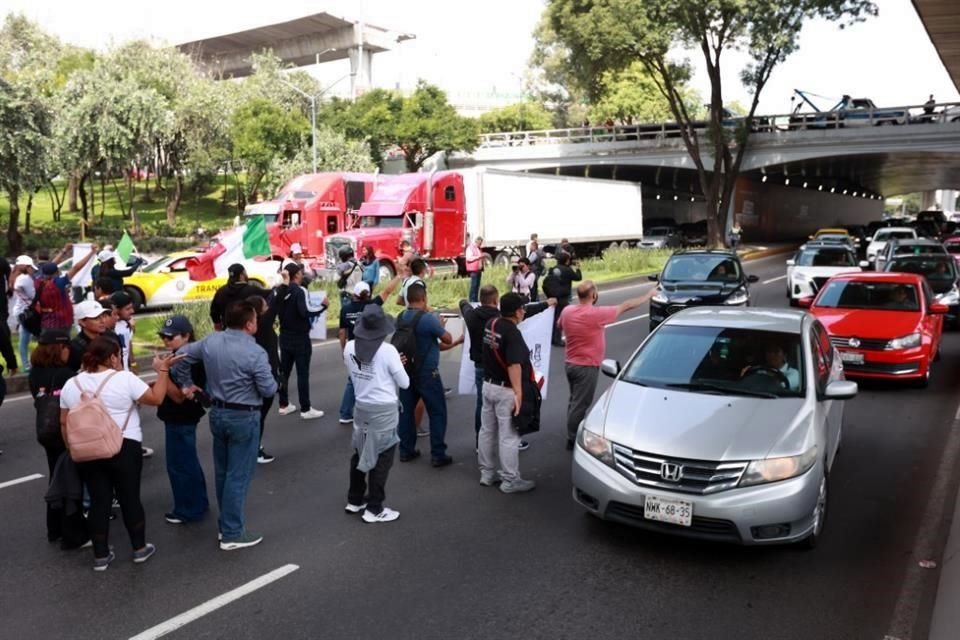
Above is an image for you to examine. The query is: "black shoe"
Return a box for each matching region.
[519,440,530,451]
[164,513,185,525]
[431,455,453,468]
[399,450,421,462]
[566,439,574,451]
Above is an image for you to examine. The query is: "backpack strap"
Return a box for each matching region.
[486,318,511,381]
[86,370,136,434]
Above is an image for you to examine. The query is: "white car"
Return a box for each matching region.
[866,227,917,268]
[638,226,682,249]
[786,244,861,304]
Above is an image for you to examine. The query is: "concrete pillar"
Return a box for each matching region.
[921,190,938,210]
[939,189,957,214]
[349,29,373,99]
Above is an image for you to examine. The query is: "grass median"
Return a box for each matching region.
[133,247,671,353]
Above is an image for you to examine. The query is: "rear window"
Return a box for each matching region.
[797,248,856,267]
[875,230,915,241]
[886,257,956,281]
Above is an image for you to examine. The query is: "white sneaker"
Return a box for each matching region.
[500,478,536,494]
[338,418,353,424]
[278,405,297,416]
[300,408,325,420]
[344,503,367,514]
[362,507,400,523]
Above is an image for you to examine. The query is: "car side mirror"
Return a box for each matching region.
[858,261,870,269]
[797,297,814,308]
[930,302,949,315]
[601,359,621,379]
[786,259,795,267]
[648,274,659,282]
[823,380,858,400]
[747,274,759,283]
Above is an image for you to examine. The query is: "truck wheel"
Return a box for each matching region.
[620,241,632,250]
[379,261,396,282]
[493,252,512,268]
[125,286,145,312]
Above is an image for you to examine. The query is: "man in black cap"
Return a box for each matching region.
[276,264,324,420]
[209,264,268,331]
[343,304,409,523]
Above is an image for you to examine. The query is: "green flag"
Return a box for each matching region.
[116,231,135,266]
[242,214,272,258]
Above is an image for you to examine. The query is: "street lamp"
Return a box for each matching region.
[278,73,354,174]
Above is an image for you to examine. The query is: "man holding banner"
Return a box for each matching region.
[558,281,655,450]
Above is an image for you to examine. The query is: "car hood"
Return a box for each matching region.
[589,384,810,461]
[659,280,742,299]
[812,308,920,338]
[792,266,861,278]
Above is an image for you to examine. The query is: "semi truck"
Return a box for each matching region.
[242,172,376,258]
[323,168,644,279]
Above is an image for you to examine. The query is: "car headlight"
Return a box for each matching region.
[936,286,959,306]
[723,288,749,305]
[886,332,921,350]
[577,426,614,466]
[739,446,818,487]
[651,290,668,304]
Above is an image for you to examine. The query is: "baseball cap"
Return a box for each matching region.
[15,255,36,269]
[499,292,525,317]
[158,315,193,337]
[75,300,110,321]
[40,262,58,276]
[109,291,133,308]
[290,242,303,254]
[353,281,371,296]
[227,263,246,278]
[97,250,116,262]
[38,329,71,345]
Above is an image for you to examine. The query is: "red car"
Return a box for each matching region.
[799,272,948,387]
[943,235,960,268]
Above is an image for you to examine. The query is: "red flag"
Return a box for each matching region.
[185,244,225,281]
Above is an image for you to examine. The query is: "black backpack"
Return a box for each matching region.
[35,391,62,448]
[391,310,426,377]
[541,271,563,299]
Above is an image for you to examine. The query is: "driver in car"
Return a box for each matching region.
[887,285,913,309]
[741,343,800,391]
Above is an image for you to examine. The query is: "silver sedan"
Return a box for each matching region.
[571,307,857,548]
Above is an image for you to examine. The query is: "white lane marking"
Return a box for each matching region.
[607,314,649,329]
[887,399,960,638]
[129,564,300,640]
[0,473,44,490]
[762,275,787,284]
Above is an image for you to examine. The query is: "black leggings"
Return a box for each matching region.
[77,438,145,558]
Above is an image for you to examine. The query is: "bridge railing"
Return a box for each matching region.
[477,101,960,149]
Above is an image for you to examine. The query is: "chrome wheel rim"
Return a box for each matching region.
[812,476,827,536]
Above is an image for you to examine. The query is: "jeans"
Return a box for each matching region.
[348,445,396,514]
[478,382,522,483]
[473,365,485,439]
[398,369,448,460]
[18,327,32,371]
[44,445,88,549]
[340,377,356,421]
[209,407,260,541]
[77,438,145,558]
[565,364,600,442]
[279,337,312,411]
[164,422,209,521]
[468,272,482,303]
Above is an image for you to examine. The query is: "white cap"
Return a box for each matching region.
[74,300,110,321]
[15,255,35,269]
[290,242,303,254]
[353,282,371,296]
[97,250,116,262]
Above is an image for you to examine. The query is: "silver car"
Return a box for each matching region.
[572,307,857,548]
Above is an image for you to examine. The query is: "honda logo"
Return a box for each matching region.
[661,462,683,482]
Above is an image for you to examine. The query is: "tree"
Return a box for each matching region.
[394,81,479,172]
[589,61,703,124]
[0,78,51,254]
[260,126,376,197]
[319,89,403,167]
[477,102,553,133]
[230,97,308,202]
[547,0,877,246]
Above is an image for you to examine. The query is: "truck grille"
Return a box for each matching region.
[612,445,748,495]
[829,336,889,351]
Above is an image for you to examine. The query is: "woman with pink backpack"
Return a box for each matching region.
[59,337,181,571]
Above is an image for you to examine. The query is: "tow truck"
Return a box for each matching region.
[789,90,909,129]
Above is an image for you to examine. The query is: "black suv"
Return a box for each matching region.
[648,250,758,331]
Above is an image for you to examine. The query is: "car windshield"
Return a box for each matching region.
[142,256,175,273]
[816,280,920,311]
[622,325,805,398]
[662,255,741,281]
[797,248,857,267]
[815,235,850,244]
[276,190,316,200]
[875,230,915,242]
[887,257,956,282]
[359,215,403,229]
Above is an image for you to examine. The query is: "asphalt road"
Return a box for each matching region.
[2,253,959,640]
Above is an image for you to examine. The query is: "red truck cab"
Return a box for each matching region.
[325,172,467,278]
[244,172,376,258]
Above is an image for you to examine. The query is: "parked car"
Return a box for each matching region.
[638,226,683,250]
[800,272,947,387]
[786,243,861,305]
[943,235,960,268]
[883,253,959,326]
[572,307,856,547]
[873,237,947,271]
[648,250,758,331]
[679,221,708,246]
[866,227,917,267]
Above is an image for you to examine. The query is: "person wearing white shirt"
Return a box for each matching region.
[11,255,37,371]
[506,258,536,301]
[396,257,428,307]
[342,304,410,524]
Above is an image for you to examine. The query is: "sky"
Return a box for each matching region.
[5,0,958,116]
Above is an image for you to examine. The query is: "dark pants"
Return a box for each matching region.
[553,297,570,345]
[44,445,88,549]
[259,395,274,447]
[398,369,448,460]
[279,336,312,411]
[473,365,485,439]
[468,272,482,303]
[164,422,209,521]
[566,364,600,443]
[348,445,396,514]
[340,377,355,421]
[530,275,540,302]
[209,406,260,541]
[77,438,145,558]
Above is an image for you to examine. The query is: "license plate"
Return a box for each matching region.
[644,495,693,527]
[840,351,864,365]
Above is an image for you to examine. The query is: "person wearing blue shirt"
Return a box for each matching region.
[396,283,463,466]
